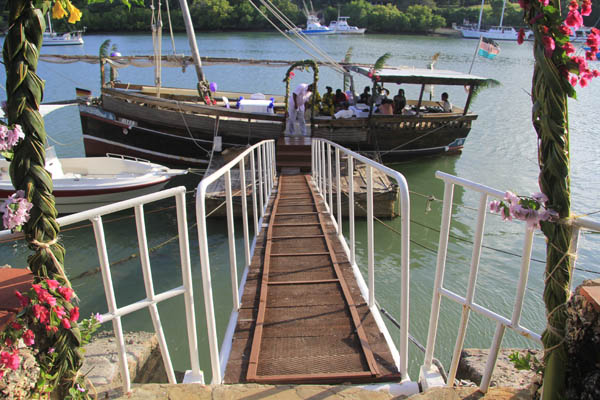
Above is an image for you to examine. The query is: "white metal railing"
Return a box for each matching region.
[0,187,203,394]
[195,139,276,384]
[420,171,600,392]
[311,138,412,379]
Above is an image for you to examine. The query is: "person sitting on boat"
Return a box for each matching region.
[440,92,453,112]
[393,89,406,114]
[286,83,313,136]
[308,89,322,118]
[334,89,348,112]
[359,86,371,104]
[321,86,335,116]
[379,99,394,115]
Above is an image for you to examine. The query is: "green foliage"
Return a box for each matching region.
[508,351,544,374]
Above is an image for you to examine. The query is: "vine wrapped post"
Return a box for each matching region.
[283,60,319,133]
[3,0,86,396]
[520,0,599,397]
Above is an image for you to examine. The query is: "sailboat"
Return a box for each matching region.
[43,13,84,46]
[454,0,531,41]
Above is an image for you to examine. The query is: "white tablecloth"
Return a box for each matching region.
[238,99,274,114]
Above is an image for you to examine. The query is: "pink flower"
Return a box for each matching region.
[518,28,526,44]
[61,318,71,329]
[559,25,573,36]
[14,290,29,307]
[542,36,555,57]
[579,75,589,87]
[489,200,502,213]
[585,51,596,61]
[22,329,35,346]
[94,313,103,323]
[581,0,592,16]
[289,71,295,77]
[69,306,79,322]
[46,279,60,290]
[531,192,548,204]
[538,0,549,6]
[569,73,579,86]
[33,304,50,325]
[58,286,74,301]
[504,191,520,206]
[53,305,66,319]
[565,10,584,29]
[1,350,20,370]
[48,347,55,354]
[77,384,85,393]
[539,209,559,222]
[562,42,576,54]
[0,190,33,230]
[587,34,599,48]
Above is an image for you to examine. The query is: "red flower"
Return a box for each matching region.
[69,306,80,322]
[529,13,544,25]
[568,0,578,11]
[61,318,71,329]
[53,305,66,319]
[542,26,549,34]
[542,36,555,57]
[538,0,549,6]
[517,28,526,44]
[593,70,600,77]
[579,76,589,87]
[592,28,600,36]
[518,0,529,9]
[32,284,43,296]
[22,329,35,346]
[559,25,572,36]
[46,279,59,290]
[212,99,217,105]
[562,42,576,54]
[14,290,29,307]
[39,290,57,307]
[58,287,73,301]
[33,304,50,325]
[289,71,295,78]
[569,74,578,86]
[1,350,20,371]
[581,0,592,16]
[586,34,599,48]
[10,322,22,330]
[4,338,12,347]
[565,10,584,29]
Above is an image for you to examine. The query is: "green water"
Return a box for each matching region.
[1,32,598,381]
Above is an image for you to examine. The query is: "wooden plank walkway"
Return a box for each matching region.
[224,173,402,384]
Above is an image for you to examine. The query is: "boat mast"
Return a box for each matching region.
[46,13,53,34]
[177,0,205,82]
[477,0,484,31]
[499,0,506,28]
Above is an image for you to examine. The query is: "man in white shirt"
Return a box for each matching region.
[286,83,313,136]
[440,92,453,112]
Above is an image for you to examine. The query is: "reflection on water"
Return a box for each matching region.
[0,32,598,381]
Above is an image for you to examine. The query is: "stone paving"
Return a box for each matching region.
[114,383,533,400]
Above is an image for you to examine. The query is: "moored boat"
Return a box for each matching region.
[76,58,490,166]
[453,0,531,40]
[0,150,187,213]
[42,14,84,46]
[328,16,365,34]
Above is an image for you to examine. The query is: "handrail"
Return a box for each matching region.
[420,171,600,392]
[311,138,411,378]
[195,140,276,384]
[0,187,204,393]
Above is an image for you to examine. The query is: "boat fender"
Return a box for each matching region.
[267,97,275,111]
[236,96,243,109]
[209,82,218,92]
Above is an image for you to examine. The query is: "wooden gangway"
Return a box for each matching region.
[224,173,402,384]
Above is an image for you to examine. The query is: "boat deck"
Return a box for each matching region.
[224,173,401,384]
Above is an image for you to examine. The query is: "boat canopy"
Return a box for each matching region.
[347,65,489,86]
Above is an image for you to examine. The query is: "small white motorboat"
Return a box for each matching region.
[0,150,187,214]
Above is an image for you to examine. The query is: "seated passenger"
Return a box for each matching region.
[393,89,406,114]
[379,98,394,115]
[334,89,348,111]
[439,92,453,112]
[321,86,334,116]
[358,86,371,104]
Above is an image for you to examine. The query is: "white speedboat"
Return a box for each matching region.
[298,15,334,35]
[328,16,365,34]
[454,0,531,40]
[43,30,84,46]
[0,150,187,213]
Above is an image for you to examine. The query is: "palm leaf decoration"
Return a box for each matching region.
[373,52,391,73]
[110,43,119,82]
[99,39,111,85]
[343,46,353,63]
[343,46,353,91]
[429,52,440,69]
[470,78,501,101]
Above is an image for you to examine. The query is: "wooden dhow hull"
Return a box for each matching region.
[78,86,477,166]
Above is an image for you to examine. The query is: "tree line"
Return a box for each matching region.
[1,0,598,34]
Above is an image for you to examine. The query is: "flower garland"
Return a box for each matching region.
[489,191,559,230]
[517,0,599,88]
[0,281,102,398]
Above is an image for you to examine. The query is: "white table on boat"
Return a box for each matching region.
[238,99,274,114]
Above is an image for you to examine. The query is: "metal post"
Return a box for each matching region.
[240,158,251,270]
[134,205,177,384]
[335,148,342,235]
[225,170,239,310]
[367,165,375,307]
[327,143,333,214]
[257,148,264,218]
[177,0,205,82]
[175,191,203,382]
[250,151,259,236]
[92,217,131,393]
[348,156,355,266]
[447,192,489,385]
[423,181,454,369]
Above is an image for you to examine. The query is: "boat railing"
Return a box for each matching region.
[0,186,203,394]
[105,153,152,163]
[195,139,276,384]
[311,138,411,378]
[420,171,600,392]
